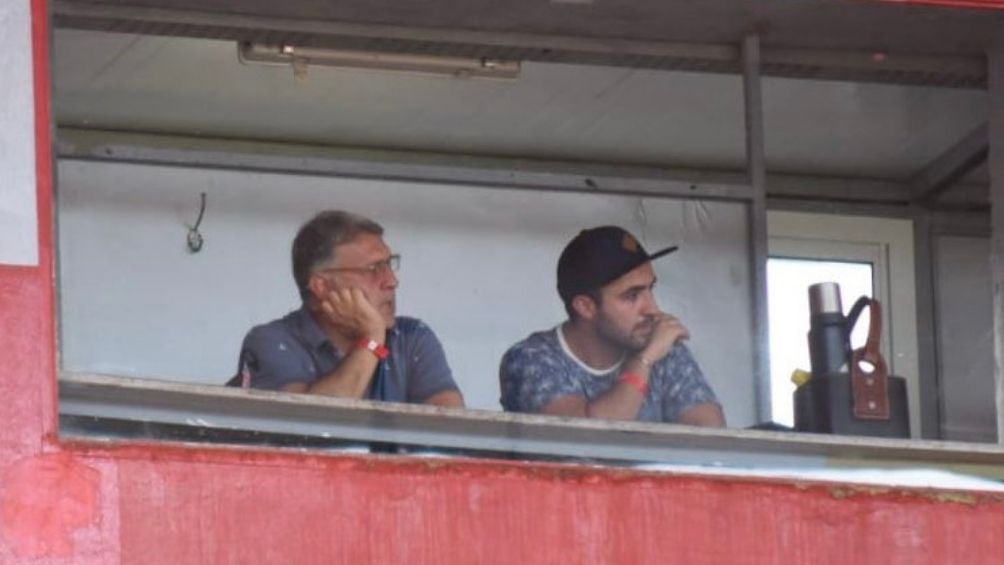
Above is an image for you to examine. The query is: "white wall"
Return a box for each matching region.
[57,160,755,424]
[935,235,995,442]
[0,0,38,266]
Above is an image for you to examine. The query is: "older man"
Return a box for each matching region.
[230,210,464,407]
[499,226,724,426]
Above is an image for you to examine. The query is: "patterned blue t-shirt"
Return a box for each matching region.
[499,326,719,422]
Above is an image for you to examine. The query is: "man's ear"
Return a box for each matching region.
[306,274,330,300]
[571,294,598,321]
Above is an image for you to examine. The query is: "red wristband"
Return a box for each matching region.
[356,338,389,360]
[620,372,650,396]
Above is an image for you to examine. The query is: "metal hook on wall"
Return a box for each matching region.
[186,192,207,253]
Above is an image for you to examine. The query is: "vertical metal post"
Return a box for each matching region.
[989,38,1004,443]
[743,34,771,424]
[912,206,942,439]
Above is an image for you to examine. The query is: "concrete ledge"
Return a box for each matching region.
[60,372,1004,481]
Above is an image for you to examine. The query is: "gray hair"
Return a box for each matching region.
[291,210,384,301]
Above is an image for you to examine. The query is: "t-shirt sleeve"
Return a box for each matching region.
[499,342,582,413]
[239,325,317,391]
[660,343,720,422]
[403,322,460,403]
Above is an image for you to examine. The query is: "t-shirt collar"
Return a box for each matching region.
[555,324,624,376]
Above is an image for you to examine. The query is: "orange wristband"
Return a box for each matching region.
[356,338,389,360]
[620,372,650,396]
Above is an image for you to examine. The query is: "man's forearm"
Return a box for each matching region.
[540,357,651,420]
[306,348,381,398]
[677,403,726,427]
[424,389,465,408]
[585,357,651,419]
[582,385,646,419]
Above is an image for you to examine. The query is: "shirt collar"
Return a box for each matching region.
[555,324,624,376]
[290,304,331,352]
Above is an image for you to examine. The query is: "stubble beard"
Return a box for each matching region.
[595,312,652,352]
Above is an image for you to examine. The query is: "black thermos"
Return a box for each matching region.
[807,282,851,376]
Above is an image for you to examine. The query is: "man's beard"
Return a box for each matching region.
[595,312,652,352]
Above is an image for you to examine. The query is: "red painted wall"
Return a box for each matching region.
[2,1,1004,563]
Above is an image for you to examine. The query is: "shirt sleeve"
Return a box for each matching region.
[239,324,318,391]
[659,343,720,422]
[499,342,582,413]
[402,322,460,403]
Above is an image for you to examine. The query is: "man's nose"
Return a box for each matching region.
[639,291,659,315]
[381,266,399,289]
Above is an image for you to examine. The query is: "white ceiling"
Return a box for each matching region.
[54,29,988,181]
[54,0,1004,56]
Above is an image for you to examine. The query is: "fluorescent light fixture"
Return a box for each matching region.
[238,42,520,80]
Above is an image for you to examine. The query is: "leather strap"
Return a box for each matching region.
[850,299,890,420]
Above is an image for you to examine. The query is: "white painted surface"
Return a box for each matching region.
[0,0,38,266]
[635,464,1004,492]
[52,30,987,180]
[935,235,995,442]
[57,160,756,424]
[767,211,919,436]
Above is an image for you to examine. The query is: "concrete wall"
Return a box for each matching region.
[935,235,996,442]
[0,0,38,265]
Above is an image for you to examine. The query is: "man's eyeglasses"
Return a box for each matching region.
[316,254,401,278]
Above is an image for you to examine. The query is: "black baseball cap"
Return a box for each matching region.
[557,226,678,303]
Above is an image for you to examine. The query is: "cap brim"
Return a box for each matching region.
[600,245,679,289]
[647,245,679,261]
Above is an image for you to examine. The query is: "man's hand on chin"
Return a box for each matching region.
[320,286,387,342]
[641,312,690,364]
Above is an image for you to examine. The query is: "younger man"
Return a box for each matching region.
[499,226,724,426]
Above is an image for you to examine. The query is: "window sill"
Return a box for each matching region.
[59,372,1004,488]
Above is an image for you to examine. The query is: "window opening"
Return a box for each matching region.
[767,257,874,427]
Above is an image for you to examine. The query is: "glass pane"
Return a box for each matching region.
[767,258,874,427]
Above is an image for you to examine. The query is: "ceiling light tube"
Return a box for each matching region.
[238,42,521,80]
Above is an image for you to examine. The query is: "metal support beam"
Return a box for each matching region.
[743,35,771,425]
[55,128,753,202]
[60,126,992,208]
[50,0,987,89]
[990,38,1004,444]
[912,207,943,439]
[911,124,989,204]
